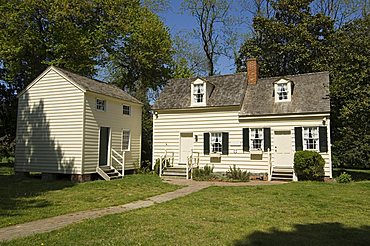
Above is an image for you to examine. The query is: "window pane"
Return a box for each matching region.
[210,132,222,153]
[122,130,130,150]
[250,128,263,150]
[123,105,130,115]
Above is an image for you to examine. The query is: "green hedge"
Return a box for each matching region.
[294,151,325,181]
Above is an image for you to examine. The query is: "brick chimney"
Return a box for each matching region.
[247,58,258,85]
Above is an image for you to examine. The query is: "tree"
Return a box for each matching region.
[182,0,234,76]
[0,0,173,163]
[237,0,334,77]
[107,6,173,163]
[329,15,370,169]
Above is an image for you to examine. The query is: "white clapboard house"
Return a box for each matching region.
[15,66,142,181]
[152,59,331,181]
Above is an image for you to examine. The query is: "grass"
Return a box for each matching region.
[4,181,370,245]
[0,163,178,228]
[333,168,370,181]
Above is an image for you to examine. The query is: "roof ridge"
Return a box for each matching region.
[258,71,329,81]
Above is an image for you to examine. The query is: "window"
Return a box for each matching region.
[210,132,222,153]
[122,105,131,115]
[96,99,106,111]
[122,130,130,151]
[304,127,319,150]
[277,83,288,100]
[193,84,204,103]
[250,128,263,150]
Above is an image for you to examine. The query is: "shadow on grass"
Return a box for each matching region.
[333,169,370,181]
[234,223,370,246]
[0,172,75,217]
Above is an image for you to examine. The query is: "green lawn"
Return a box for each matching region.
[4,181,370,245]
[0,164,178,228]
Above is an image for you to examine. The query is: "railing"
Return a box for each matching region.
[186,152,199,180]
[159,151,174,177]
[112,149,125,178]
[268,148,272,181]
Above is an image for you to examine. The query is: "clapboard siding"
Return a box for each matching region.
[153,109,332,177]
[83,92,142,173]
[15,69,84,174]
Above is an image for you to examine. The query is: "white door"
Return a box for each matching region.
[274,130,293,167]
[180,133,193,164]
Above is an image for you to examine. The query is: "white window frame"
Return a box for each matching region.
[122,105,131,116]
[303,127,319,151]
[96,98,106,111]
[250,128,264,150]
[210,132,222,153]
[274,79,292,102]
[193,84,204,103]
[122,129,131,151]
[191,79,206,106]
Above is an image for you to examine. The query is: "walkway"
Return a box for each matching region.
[0,179,284,242]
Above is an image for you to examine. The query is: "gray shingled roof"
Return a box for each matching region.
[152,73,247,109]
[55,67,142,105]
[240,72,330,116]
[154,71,330,115]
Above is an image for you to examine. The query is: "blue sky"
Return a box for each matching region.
[158,0,252,75]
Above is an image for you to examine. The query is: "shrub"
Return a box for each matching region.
[294,151,325,181]
[336,172,352,183]
[226,165,250,182]
[193,165,214,181]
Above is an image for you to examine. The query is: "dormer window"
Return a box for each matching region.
[191,78,212,106]
[274,79,292,102]
[277,83,288,100]
[193,84,204,103]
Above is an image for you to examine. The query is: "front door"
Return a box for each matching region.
[180,133,193,164]
[99,127,110,166]
[274,130,293,167]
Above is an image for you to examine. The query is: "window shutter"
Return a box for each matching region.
[319,126,328,152]
[204,133,210,155]
[295,127,303,151]
[243,128,249,152]
[222,132,229,155]
[263,128,271,151]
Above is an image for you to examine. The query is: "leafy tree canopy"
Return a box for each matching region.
[237,0,334,77]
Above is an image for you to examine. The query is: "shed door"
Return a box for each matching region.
[180,133,193,164]
[274,130,293,167]
[99,127,110,166]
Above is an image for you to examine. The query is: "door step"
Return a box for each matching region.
[271,166,294,181]
[96,165,122,181]
[162,166,187,178]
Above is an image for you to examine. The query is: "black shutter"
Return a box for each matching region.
[243,128,249,152]
[319,126,328,152]
[222,132,229,155]
[263,128,271,151]
[295,127,303,151]
[204,133,210,155]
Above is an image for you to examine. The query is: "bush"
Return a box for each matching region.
[336,172,352,183]
[294,151,325,181]
[226,165,250,182]
[193,165,214,181]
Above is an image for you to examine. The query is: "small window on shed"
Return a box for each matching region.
[96,99,106,111]
[123,105,131,115]
[122,130,130,151]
